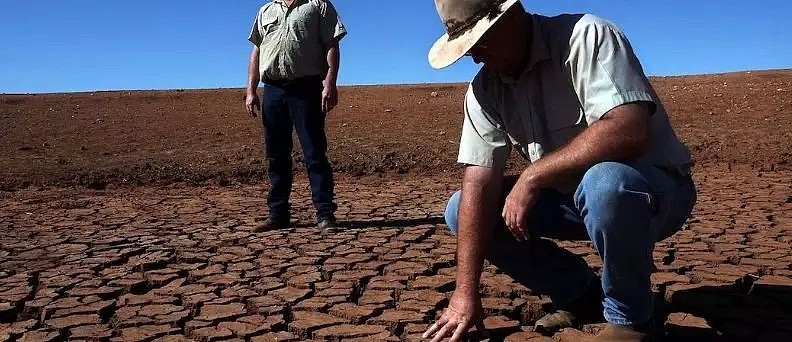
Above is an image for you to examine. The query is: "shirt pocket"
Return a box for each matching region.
[544,106,586,148]
[547,107,585,131]
[289,5,318,42]
[261,15,280,38]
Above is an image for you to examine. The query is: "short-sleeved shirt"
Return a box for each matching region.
[248,0,347,82]
[459,14,692,176]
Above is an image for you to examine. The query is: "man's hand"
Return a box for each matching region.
[423,291,486,342]
[322,82,338,113]
[502,173,541,242]
[245,90,260,117]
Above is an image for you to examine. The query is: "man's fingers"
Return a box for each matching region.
[505,204,529,242]
[423,317,446,339]
[506,220,520,241]
[515,217,525,237]
[506,224,520,241]
[422,322,439,339]
[518,205,532,240]
[449,320,471,342]
[516,227,527,241]
[520,224,531,241]
[327,97,334,112]
[430,321,457,342]
[512,228,525,242]
[504,210,525,242]
[245,95,260,117]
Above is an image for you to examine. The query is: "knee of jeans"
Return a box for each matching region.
[267,156,292,169]
[303,156,330,169]
[574,162,652,214]
[444,191,462,236]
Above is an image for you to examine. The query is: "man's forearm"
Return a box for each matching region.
[455,167,503,295]
[525,103,652,189]
[324,41,340,85]
[247,47,260,92]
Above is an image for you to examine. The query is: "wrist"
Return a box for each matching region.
[520,168,543,189]
[455,283,479,297]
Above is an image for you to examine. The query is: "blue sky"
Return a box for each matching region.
[1,0,790,93]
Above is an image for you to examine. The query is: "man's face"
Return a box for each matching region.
[467,9,526,75]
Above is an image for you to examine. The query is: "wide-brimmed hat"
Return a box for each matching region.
[428,0,520,69]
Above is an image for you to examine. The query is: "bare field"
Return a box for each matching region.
[1,70,790,190]
[1,70,791,340]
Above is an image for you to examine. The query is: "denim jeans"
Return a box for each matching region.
[443,162,696,325]
[261,76,335,222]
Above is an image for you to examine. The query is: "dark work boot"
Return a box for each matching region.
[535,280,604,333]
[316,218,342,233]
[582,323,655,342]
[254,217,290,232]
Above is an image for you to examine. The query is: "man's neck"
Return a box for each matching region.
[282,0,296,7]
[505,14,534,79]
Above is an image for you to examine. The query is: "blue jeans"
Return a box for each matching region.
[261,76,335,222]
[444,162,696,325]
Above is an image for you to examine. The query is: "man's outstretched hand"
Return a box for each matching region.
[423,291,487,342]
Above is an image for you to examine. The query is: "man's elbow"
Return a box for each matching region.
[623,105,653,158]
[623,124,652,159]
[609,121,652,160]
[600,102,654,160]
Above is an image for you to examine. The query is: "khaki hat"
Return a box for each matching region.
[428,0,520,69]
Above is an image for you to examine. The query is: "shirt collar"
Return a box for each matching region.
[500,14,551,84]
[273,0,303,6]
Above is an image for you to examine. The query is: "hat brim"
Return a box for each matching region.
[428,0,520,69]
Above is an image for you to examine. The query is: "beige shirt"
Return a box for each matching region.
[459,14,692,176]
[248,0,347,81]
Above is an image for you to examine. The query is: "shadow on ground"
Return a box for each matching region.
[664,278,792,341]
[342,217,446,229]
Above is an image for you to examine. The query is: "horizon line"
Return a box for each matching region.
[2,67,790,96]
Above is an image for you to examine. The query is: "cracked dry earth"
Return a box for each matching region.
[2,165,792,341]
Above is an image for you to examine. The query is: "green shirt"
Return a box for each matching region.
[248,0,347,81]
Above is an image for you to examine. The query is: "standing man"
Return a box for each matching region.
[422,1,696,341]
[245,0,347,232]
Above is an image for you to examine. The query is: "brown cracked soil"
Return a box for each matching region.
[1,69,791,341]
